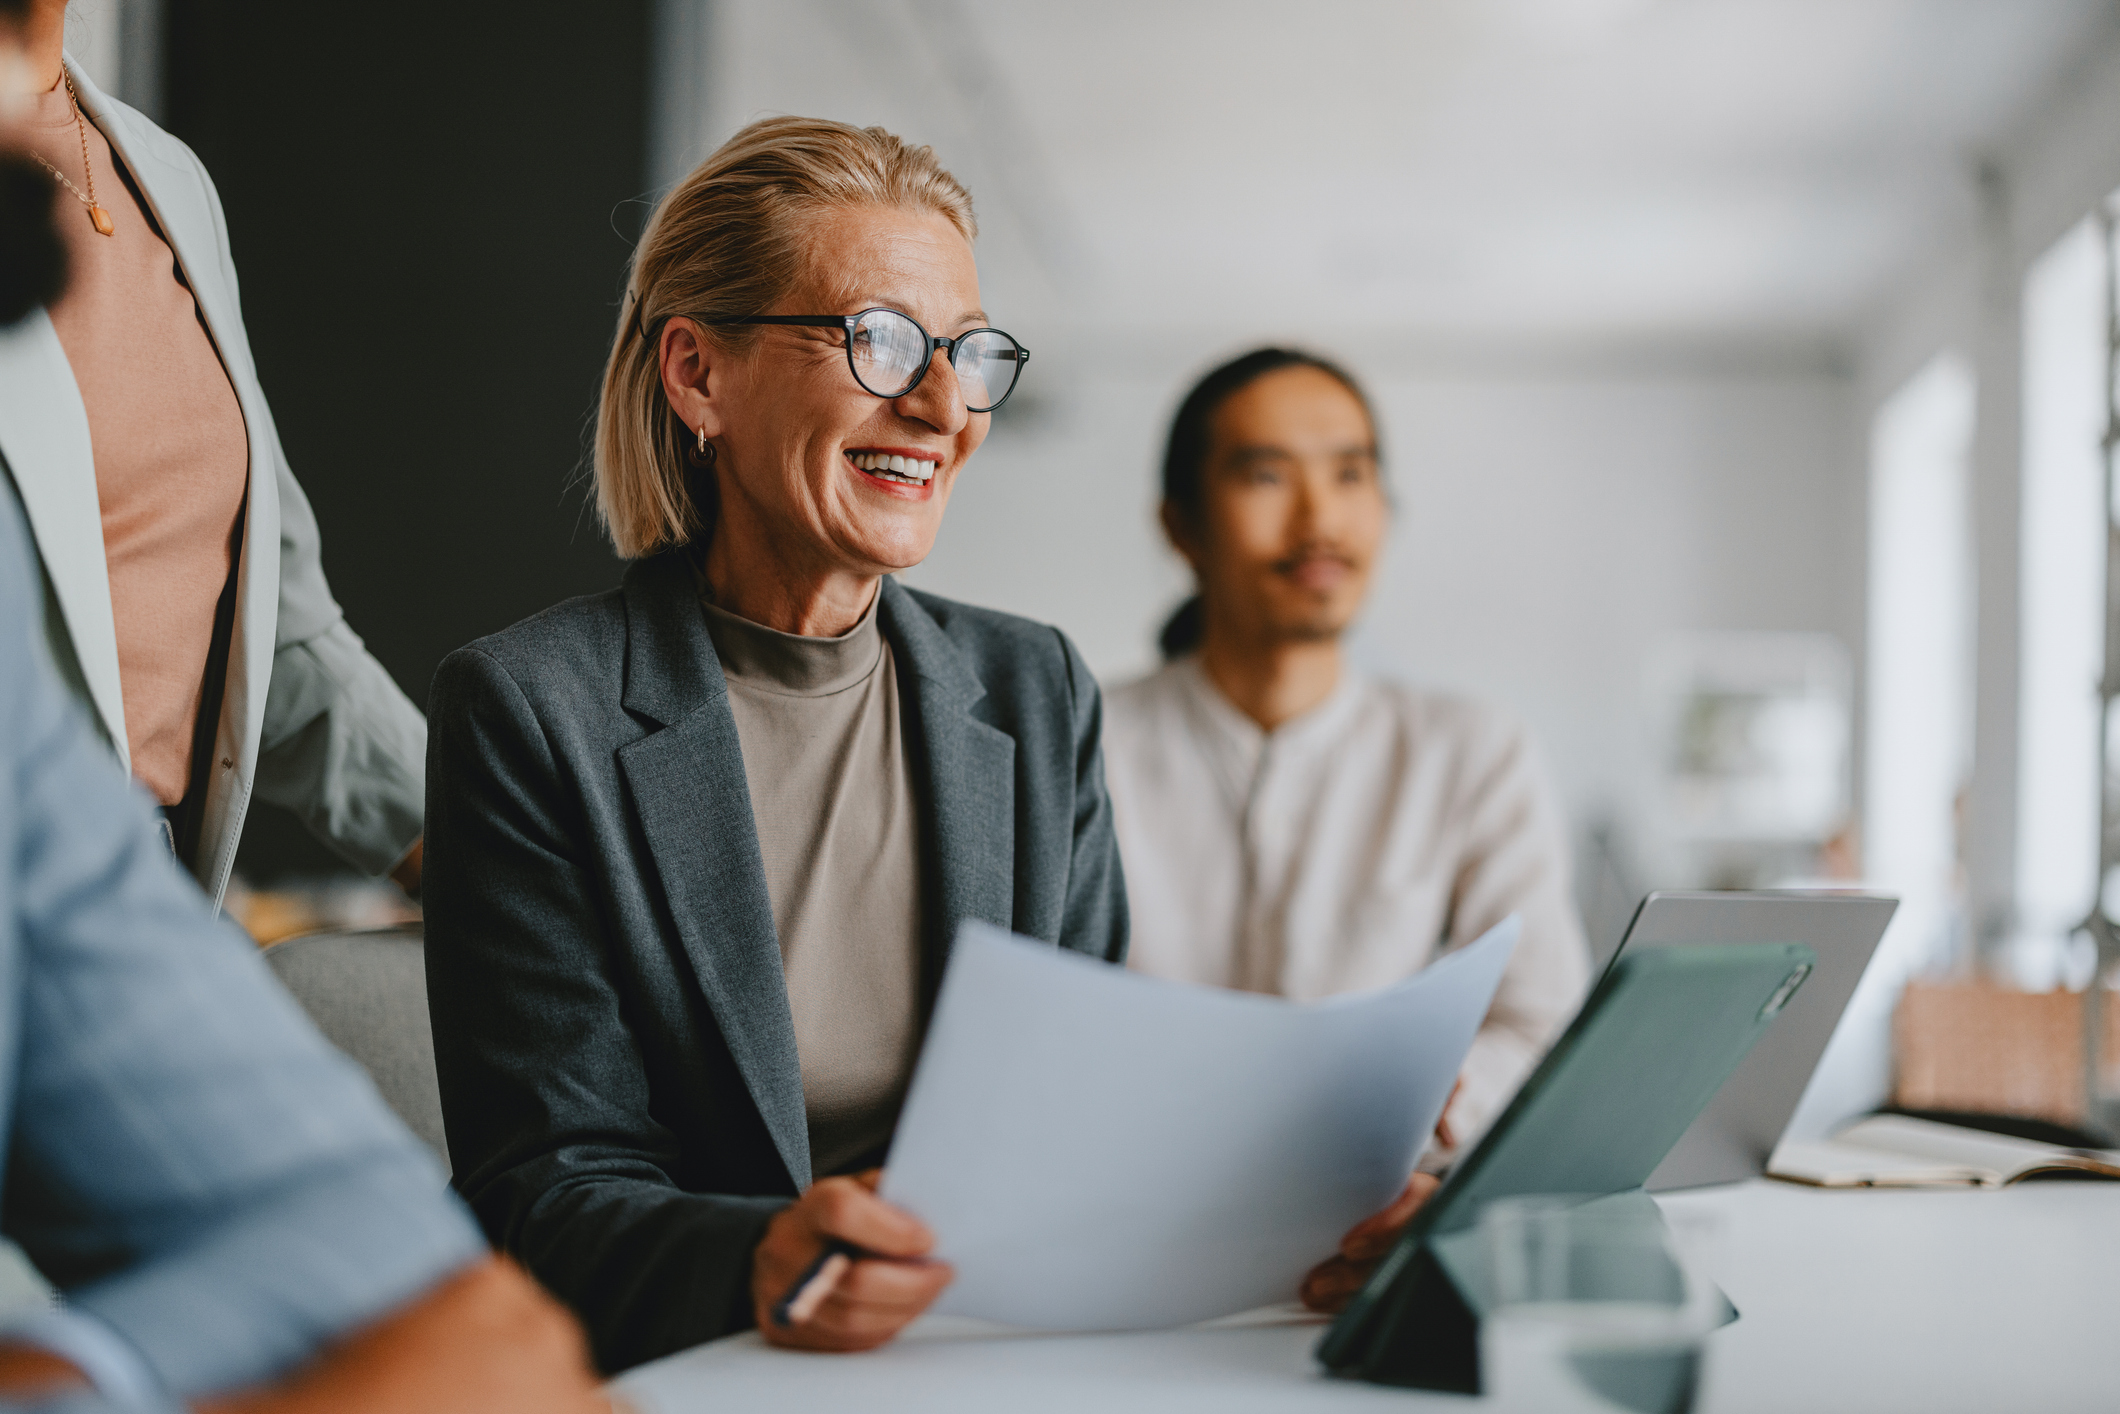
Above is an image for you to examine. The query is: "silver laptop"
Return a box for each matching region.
[1603,890,1898,1191]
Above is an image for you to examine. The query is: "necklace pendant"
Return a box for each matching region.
[89,204,114,237]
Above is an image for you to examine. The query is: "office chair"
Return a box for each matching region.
[264,926,451,1172]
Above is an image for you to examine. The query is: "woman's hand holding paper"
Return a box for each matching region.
[1299,1073,1459,1312]
[1299,1172,1442,1314]
[753,1170,955,1351]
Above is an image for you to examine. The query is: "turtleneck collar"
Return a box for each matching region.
[700,584,884,697]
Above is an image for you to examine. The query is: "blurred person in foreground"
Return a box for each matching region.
[0,453,607,1414]
[1100,348,1592,1311]
[1,0,426,912]
[423,116,1129,1372]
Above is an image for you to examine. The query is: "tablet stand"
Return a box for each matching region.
[1322,1189,1737,1394]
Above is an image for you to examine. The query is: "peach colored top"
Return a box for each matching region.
[26,82,250,806]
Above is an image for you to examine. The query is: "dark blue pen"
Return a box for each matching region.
[772,1239,866,1327]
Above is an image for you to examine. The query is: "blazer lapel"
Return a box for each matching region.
[69,61,280,905]
[614,554,810,1189]
[879,581,1016,975]
[0,310,130,766]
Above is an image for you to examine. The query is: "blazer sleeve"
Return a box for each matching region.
[249,366,426,877]
[1055,629,1129,965]
[251,610,427,879]
[176,133,426,879]
[423,647,788,1374]
[1,492,484,1401]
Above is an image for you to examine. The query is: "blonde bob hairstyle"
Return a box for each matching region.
[595,116,979,559]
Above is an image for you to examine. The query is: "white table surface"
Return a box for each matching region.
[613,1180,2120,1414]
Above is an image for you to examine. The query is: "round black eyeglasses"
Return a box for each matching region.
[706,308,1029,413]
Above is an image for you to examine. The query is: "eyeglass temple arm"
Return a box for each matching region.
[705,315,1025,356]
[698,316,1028,382]
[702,316,854,328]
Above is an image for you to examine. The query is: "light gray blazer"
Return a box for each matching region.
[0,56,424,906]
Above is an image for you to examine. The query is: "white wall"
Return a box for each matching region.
[1354,371,1859,844]
[905,354,1860,910]
[1853,10,2120,952]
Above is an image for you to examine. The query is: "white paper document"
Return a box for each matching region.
[879,916,1520,1331]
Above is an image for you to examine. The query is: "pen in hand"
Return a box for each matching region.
[753,1170,952,1349]
[772,1239,867,1328]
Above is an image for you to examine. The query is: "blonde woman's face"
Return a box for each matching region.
[705,204,990,578]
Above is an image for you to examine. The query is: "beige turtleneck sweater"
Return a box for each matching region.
[703,589,926,1179]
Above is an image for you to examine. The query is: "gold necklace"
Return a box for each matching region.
[29,73,113,237]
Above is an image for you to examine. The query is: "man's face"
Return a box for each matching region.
[1176,365,1388,649]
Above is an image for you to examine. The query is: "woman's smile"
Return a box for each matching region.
[846,445,943,498]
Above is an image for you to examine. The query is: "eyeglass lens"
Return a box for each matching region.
[848,310,931,398]
[847,309,1021,411]
[951,330,1020,411]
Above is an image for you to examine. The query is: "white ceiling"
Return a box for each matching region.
[699,0,2115,358]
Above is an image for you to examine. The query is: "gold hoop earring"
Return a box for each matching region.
[697,424,708,456]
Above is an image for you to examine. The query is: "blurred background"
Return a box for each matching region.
[61,0,2120,1133]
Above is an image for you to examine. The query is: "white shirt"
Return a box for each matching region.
[1102,656,1591,1151]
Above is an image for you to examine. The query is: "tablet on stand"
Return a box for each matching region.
[1315,942,1817,1393]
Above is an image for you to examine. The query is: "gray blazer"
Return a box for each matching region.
[423,552,1127,1373]
[0,56,425,904]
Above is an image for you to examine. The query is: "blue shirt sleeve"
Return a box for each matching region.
[0,481,485,1400]
[0,1307,161,1406]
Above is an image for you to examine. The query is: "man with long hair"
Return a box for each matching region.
[1104,352,1591,1312]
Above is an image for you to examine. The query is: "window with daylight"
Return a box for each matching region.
[1865,352,1975,967]
[2015,214,2111,985]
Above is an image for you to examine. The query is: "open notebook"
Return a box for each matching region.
[1768,1114,2120,1188]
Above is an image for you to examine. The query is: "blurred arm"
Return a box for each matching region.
[0,1308,154,1405]
[1,489,485,1401]
[1434,715,1593,1156]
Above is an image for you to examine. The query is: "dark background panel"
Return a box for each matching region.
[164,0,650,880]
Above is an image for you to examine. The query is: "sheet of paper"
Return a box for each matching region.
[879,916,1520,1331]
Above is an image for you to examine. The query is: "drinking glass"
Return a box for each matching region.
[1478,1195,1723,1414]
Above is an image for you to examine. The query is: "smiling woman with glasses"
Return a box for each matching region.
[420,117,1127,1375]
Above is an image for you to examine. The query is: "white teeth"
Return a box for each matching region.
[849,452,938,483]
